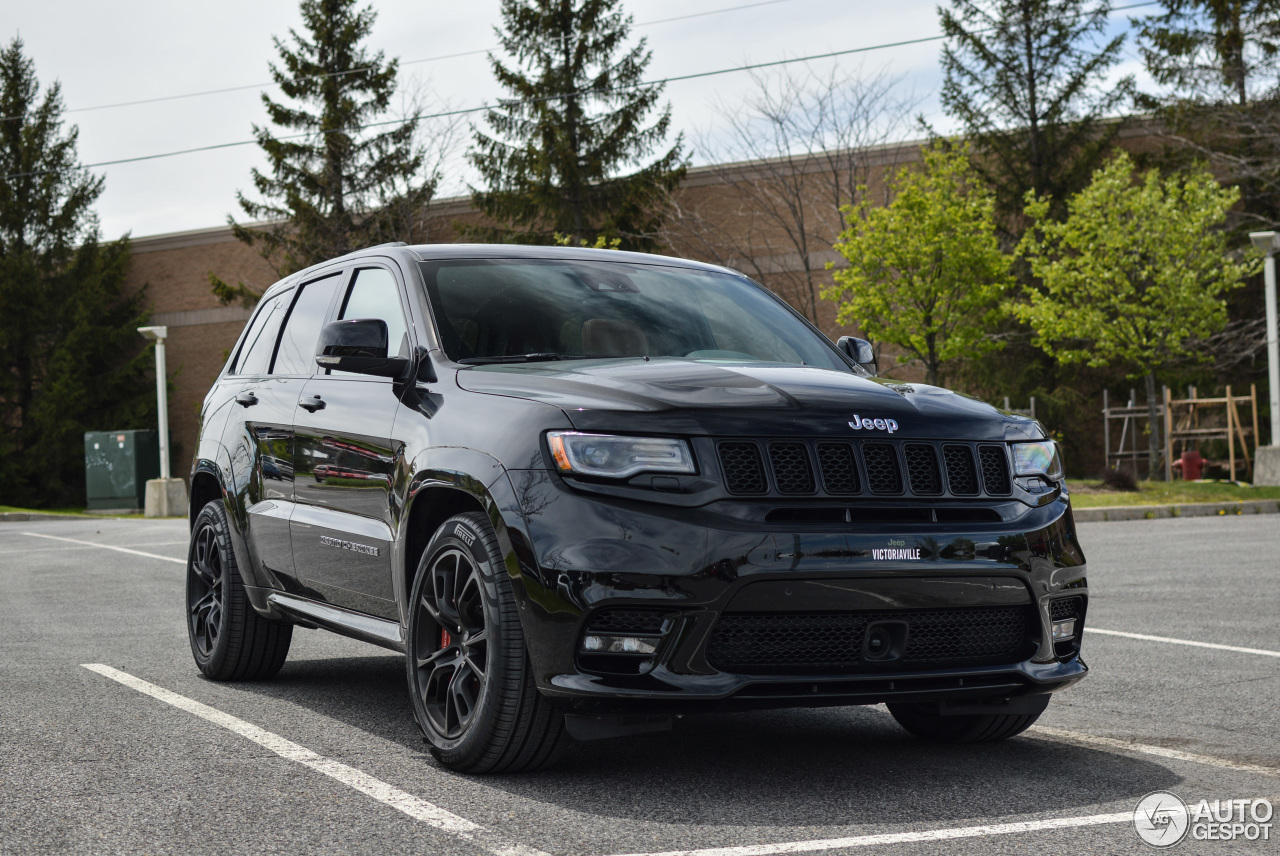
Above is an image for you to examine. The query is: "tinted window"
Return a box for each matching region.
[339,267,409,359]
[272,273,342,375]
[417,259,845,370]
[232,293,287,376]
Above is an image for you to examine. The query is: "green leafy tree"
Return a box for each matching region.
[468,0,687,250]
[938,0,1134,233]
[224,0,435,289]
[0,38,152,507]
[825,145,1012,386]
[1014,152,1257,476]
[1136,0,1280,105]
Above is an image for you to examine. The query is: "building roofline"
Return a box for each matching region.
[129,115,1161,249]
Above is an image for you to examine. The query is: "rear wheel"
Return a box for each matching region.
[186,500,292,680]
[887,698,1047,743]
[406,512,566,773]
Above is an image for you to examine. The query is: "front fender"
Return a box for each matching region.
[395,446,516,623]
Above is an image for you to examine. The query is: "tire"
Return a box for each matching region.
[406,511,567,773]
[887,699,1047,744]
[186,499,292,680]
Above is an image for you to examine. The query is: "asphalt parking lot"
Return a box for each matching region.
[1,513,1277,855]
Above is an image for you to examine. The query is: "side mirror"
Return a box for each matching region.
[837,336,877,375]
[316,319,410,378]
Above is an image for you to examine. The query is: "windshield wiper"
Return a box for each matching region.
[457,353,565,365]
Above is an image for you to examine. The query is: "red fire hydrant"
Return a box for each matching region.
[1177,449,1206,481]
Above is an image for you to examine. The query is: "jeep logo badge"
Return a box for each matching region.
[849,414,899,433]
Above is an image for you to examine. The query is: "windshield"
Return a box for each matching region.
[417,258,847,370]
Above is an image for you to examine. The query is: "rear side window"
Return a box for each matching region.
[338,267,410,358]
[271,273,343,376]
[232,293,287,376]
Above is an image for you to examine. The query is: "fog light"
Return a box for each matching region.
[581,634,659,655]
[1051,618,1077,641]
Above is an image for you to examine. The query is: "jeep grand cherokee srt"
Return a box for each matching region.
[186,243,1087,772]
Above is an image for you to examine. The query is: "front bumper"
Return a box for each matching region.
[492,469,1088,711]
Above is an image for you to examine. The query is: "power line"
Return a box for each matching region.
[1,0,1163,181]
[0,37,959,181]
[0,0,800,122]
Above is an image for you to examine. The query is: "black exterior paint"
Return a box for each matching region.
[190,244,1088,714]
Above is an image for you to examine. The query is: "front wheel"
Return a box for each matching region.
[887,698,1048,743]
[186,500,292,680]
[406,512,566,773]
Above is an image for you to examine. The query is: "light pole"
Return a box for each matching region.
[137,326,170,479]
[137,326,186,515]
[1248,232,1280,484]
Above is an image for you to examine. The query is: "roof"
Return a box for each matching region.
[405,242,739,275]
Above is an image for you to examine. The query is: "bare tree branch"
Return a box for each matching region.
[659,63,919,325]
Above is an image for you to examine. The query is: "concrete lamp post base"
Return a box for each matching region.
[144,478,188,518]
[1256,447,1280,487]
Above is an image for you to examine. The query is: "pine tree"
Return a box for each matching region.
[938,0,1134,233]
[229,0,435,280]
[1132,1,1280,236]
[1136,0,1280,105]
[0,38,153,507]
[468,0,687,250]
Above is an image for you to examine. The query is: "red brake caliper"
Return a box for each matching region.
[440,628,452,649]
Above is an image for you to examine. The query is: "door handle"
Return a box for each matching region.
[299,395,326,413]
[235,392,258,407]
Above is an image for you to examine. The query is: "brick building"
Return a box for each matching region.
[125,137,927,476]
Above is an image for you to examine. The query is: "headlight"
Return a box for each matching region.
[1012,440,1065,481]
[547,431,695,479]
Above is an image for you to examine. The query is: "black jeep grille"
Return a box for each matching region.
[718,441,767,495]
[903,444,942,495]
[815,442,860,494]
[714,439,1014,501]
[768,442,815,494]
[862,443,903,494]
[978,445,1012,495]
[705,607,1031,674]
[943,444,980,495]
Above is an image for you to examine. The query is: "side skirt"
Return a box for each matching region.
[267,592,405,653]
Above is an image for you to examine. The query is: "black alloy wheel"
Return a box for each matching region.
[415,547,491,739]
[407,512,566,773]
[185,500,293,680]
[188,522,224,659]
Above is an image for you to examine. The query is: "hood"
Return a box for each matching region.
[455,358,1042,441]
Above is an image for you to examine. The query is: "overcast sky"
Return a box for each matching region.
[10,0,1156,239]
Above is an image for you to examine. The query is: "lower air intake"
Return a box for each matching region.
[706,606,1031,674]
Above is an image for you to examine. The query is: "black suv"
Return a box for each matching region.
[187,243,1087,772]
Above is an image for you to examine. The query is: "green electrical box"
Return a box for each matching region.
[84,430,159,512]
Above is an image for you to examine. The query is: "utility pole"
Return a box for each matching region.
[1248,232,1280,484]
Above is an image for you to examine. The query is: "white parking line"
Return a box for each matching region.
[1030,726,1280,777]
[598,813,1134,856]
[81,664,549,856]
[1089,627,1280,658]
[604,726,1280,856]
[21,532,185,565]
